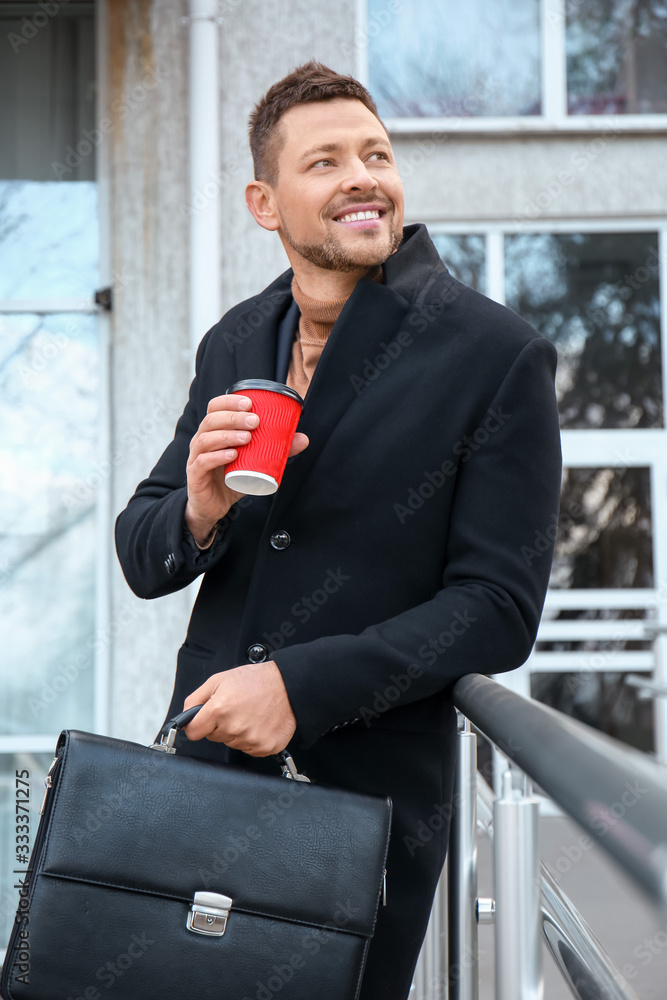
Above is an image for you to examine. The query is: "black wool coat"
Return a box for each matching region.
[115,223,562,998]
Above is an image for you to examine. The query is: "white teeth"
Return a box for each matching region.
[338,210,381,223]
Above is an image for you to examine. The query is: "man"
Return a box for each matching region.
[115,62,562,999]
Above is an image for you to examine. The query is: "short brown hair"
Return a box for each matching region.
[249,61,384,186]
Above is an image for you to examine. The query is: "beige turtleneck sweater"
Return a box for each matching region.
[286,268,383,400]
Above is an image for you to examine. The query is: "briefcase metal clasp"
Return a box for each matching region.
[186,891,233,936]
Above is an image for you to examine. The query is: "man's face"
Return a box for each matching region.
[268,98,405,273]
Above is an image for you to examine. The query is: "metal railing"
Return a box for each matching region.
[425,673,667,1000]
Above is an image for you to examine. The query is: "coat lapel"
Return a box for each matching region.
[229,225,449,515]
[270,275,411,516]
[231,275,294,385]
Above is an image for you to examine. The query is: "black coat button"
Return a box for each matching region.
[247,643,269,663]
[270,530,291,551]
[164,553,176,574]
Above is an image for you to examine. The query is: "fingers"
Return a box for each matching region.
[190,401,260,458]
[181,663,297,754]
[182,676,219,740]
[187,395,261,484]
[288,432,309,458]
[206,393,252,415]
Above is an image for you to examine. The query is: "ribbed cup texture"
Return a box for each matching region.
[225,389,302,486]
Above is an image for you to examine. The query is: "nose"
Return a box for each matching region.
[341,157,378,193]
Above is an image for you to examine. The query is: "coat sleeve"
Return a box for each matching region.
[114,328,233,599]
[272,336,563,749]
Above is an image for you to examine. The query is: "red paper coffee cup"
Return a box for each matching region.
[224,380,304,495]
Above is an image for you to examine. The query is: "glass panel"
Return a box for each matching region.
[0,313,99,736]
[567,1,667,115]
[531,672,654,754]
[0,3,96,180]
[0,753,51,954]
[429,233,486,293]
[367,0,541,118]
[550,467,653,590]
[505,232,663,429]
[0,181,98,299]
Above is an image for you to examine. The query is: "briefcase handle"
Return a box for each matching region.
[150,704,310,782]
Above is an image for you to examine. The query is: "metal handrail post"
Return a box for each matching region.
[494,771,543,1000]
[447,716,479,1000]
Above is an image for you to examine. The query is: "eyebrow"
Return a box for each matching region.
[298,135,392,163]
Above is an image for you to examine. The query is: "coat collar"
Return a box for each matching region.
[230,224,450,512]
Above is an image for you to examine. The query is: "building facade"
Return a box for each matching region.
[1,1,667,983]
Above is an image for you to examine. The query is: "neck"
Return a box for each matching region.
[284,250,381,301]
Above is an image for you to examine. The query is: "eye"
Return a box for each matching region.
[368,151,389,161]
[311,158,334,168]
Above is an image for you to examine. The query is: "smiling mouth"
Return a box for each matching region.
[335,209,382,224]
[331,206,390,231]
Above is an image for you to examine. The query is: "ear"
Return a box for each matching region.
[245,181,281,232]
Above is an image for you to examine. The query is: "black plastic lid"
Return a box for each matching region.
[226,379,304,407]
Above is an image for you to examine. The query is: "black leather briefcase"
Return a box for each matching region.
[0,708,392,1000]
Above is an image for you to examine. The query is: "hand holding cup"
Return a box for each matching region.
[185,387,308,543]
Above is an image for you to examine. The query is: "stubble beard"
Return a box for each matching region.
[282,217,403,273]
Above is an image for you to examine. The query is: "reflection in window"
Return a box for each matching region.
[0,314,99,736]
[551,467,653,590]
[429,233,486,293]
[567,1,667,115]
[367,0,541,117]
[531,672,654,753]
[505,232,663,429]
[0,181,98,299]
[0,755,51,955]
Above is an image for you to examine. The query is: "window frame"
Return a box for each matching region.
[425,217,667,765]
[358,0,667,135]
[0,0,110,755]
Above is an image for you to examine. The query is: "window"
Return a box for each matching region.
[567,1,667,115]
[362,0,667,131]
[504,232,663,429]
[0,1,102,954]
[367,0,541,118]
[429,220,667,756]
